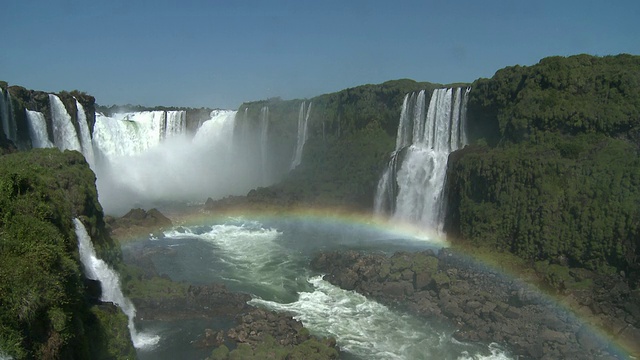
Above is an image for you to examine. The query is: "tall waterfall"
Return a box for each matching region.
[93,110,187,159]
[26,110,54,148]
[290,101,312,170]
[49,94,83,153]
[75,100,95,167]
[0,88,18,146]
[260,106,270,185]
[73,218,159,349]
[93,110,253,215]
[163,111,186,140]
[374,87,470,230]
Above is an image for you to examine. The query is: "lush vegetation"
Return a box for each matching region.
[0,149,133,359]
[447,54,640,278]
[237,79,445,208]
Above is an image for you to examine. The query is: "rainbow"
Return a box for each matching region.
[112,204,638,359]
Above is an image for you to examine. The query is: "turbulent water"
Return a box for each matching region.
[127,217,511,360]
[375,88,470,231]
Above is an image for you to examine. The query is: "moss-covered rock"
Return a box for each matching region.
[0,149,128,359]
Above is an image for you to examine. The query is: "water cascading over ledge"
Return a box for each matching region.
[0,88,19,148]
[260,106,270,185]
[290,101,312,170]
[374,87,470,231]
[73,218,159,349]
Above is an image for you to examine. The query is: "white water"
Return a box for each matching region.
[93,111,176,158]
[75,100,96,168]
[25,110,54,148]
[192,110,235,148]
[375,88,470,231]
[164,221,298,300]
[73,218,159,349]
[290,101,312,170]
[251,276,510,360]
[164,111,186,139]
[260,106,270,185]
[93,110,263,215]
[49,94,82,152]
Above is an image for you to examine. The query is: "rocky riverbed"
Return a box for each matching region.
[311,249,640,359]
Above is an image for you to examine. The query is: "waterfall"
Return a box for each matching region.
[290,101,312,170]
[163,111,186,139]
[0,88,18,146]
[26,110,54,148]
[73,218,159,349]
[93,109,255,215]
[75,100,95,168]
[193,110,236,147]
[374,88,470,230]
[49,94,82,152]
[93,110,187,160]
[260,106,270,185]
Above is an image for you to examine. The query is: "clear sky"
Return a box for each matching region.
[1,0,638,109]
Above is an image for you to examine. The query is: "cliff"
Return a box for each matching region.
[219,79,447,210]
[0,82,96,152]
[0,149,133,359]
[445,54,640,279]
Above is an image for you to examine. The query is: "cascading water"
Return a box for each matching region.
[92,109,256,214]
[73,218,159,349]
[0,88,18,146]
[26,110,54,148]
[163,111,186,139]
[93,110,187,160]
[260,106,270,185]
[374,88,470,231]
[290,101,312,170]
[75,100,95,168]
[49,94,82,152]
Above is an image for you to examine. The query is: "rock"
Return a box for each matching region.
[576,326,603,353]
[336,269,358,290]
[504,307,521,319]
[617,324,640,357]
[133,283,251,321]
[382,281,413,298]
[308,250,633,360]
[539,329,567,344]
[414,272,433,290]
[109,207,173,240]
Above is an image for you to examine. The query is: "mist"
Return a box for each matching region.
[93,110,274,216]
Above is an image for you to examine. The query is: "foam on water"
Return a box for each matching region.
[164,220,302,301]
[250,276,511,360]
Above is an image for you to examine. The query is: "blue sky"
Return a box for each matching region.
[1,0,638,109]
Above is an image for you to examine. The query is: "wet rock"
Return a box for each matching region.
[133,283,251,321]
[310,250,636,360]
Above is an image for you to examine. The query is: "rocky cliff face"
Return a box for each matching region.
[0,82,96,152]
[235,79,445,209]
[312,250,640,359]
